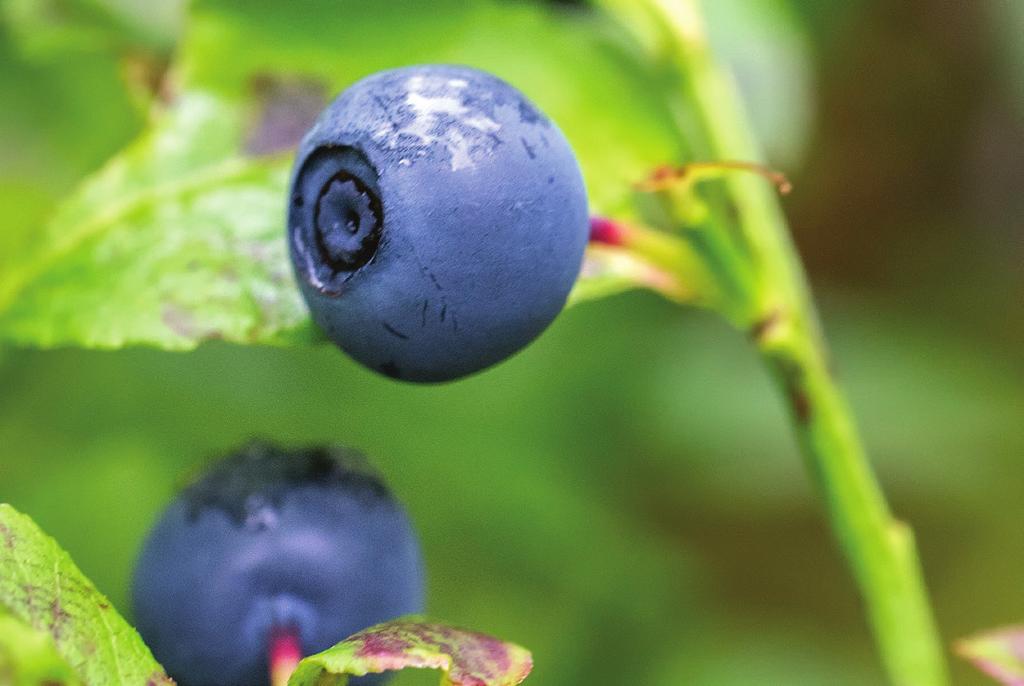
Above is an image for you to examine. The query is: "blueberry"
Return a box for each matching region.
[288,64,590,382]
[131,442,424,686]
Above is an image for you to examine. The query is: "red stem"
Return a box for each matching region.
[589,215,630,246]
[269,624,303,686]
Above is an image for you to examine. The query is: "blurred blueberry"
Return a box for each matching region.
[132,442,424,686]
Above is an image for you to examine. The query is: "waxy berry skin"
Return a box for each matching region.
[131,443,424,686]
[288,64,589,382]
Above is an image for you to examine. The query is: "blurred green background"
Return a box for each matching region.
[1,0,1021,684]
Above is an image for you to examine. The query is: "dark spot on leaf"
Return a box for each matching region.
[21,583,40,616]
[161,304,197,339]
[243,240,273,265]
[245,74,328,156]
[162,304,223,342]
[0,522,13,549]
[49,599,70,641]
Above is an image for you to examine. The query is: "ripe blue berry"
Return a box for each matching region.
[131,442,424,686]
[288,64,589,382]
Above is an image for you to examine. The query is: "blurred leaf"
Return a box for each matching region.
[957,626,1024,685]
[593,0,814,169]
[3,0,136,57]
[0,504,171,685]
[0,0,180,58]
[988,0,1024,115]
[701,0,814,168]
[0,609,82,686]
[0,0,681,350]
[289,618,532,686]
[0,4,152,272]
[0,0,179,117]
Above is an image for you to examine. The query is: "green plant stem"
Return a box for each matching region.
[683,23,950,686]
[756,313,946,686]
[598,1,949,683]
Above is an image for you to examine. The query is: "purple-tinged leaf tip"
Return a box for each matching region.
[957,625,1024,685]
[288,617,532,686]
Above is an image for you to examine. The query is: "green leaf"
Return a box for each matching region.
[0,0,179,58]
[0,609,82,686]
[570,246,686,307]
[0,504,172,686]
[956,626,1024,685]
[0,92,315,349]
[288,617,532,686]
[0,0,681,350]
[0,1,151,267]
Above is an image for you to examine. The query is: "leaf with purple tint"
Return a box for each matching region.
[957,625,1024,685]
[288,617,532,686]
[570,245,689,307]
[0,504,172,685]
